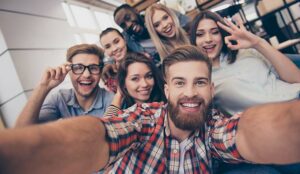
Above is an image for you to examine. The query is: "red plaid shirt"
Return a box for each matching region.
[101,102,245,174]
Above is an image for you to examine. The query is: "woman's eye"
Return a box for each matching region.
[131,77,139,81]
[212,30,220,35]
[163,15,168,20]
[196,32,204,37]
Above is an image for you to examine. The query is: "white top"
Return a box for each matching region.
[179,139,189,174]
[212,49,300,115]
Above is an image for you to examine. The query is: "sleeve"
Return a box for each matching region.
[238,49,279,77]
[103,105,121,117]
[100,104,155,166]
[38,93,61,123]
[207,113,249,163]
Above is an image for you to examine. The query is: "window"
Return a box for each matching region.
[62,1,122,45]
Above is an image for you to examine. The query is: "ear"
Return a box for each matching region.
[164,83,169,100]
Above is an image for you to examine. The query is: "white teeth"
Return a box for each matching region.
[203,45,215,49]
[164,26,172,33]
[182,103,198,107]
[80,81,92,85]
[133,25,137,31]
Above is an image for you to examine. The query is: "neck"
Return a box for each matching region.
[167,115,191,142]
[75,88,98,112]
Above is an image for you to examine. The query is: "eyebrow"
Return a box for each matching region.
[197,27,219,31]
[194,77,209,82]
[128,70,152,77]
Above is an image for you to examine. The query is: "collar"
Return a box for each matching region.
[67,86,103,110]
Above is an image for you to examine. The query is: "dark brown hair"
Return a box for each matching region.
[118,52,166,106]
[189,10,237,64]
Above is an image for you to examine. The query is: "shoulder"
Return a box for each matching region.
[46,88,73,102]
[236,48,265,61]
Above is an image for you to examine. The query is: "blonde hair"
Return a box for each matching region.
[145,4,190,61]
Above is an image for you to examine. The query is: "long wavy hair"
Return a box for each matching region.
[189,11,238,64]
[118,52,167,107]
[145,4,190,61]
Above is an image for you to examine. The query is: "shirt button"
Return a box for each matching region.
[173,149,178,154]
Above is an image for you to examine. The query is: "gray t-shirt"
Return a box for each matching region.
[39,87,114,123]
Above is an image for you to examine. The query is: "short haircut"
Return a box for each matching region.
[66,44,104,67]
[189,10,237,64]
[99,27,123,41]
[114,4,135,18]
[118,52,166,106]
[162,45,212,81]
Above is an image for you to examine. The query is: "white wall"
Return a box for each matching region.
[0,0,75,128]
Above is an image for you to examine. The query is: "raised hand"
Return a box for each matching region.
[217,18,262,50]
[40,62,71,91]
[101,64,118,82]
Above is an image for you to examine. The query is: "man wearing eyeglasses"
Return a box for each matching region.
[15,44,114,127]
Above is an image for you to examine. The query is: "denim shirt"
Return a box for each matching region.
[38,86,114,123]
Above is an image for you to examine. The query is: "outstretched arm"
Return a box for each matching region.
[15,63,70,127]
[217,18,300,83]
[0,116,109,174]
[237,100,300,164]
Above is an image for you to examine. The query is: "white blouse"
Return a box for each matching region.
[212,49,300,115]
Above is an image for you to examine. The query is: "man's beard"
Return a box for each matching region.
[168,96,211,131]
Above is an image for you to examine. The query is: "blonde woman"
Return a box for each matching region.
[145,4,190,62]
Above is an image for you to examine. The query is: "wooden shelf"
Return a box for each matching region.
[127,0,158,12]
[196,0,223,10]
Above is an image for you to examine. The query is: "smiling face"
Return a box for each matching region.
[125,62,154,104]
[100,30,127,62]
[164,61,214,131]
[152,9,176,39]
[69,53,101,99]
[114,8,145,37]
[195,19,223,64]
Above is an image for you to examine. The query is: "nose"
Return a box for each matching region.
[112,44,118,52]
[125,21,133,30]
[162,21,168,29]
[82,67,91,77]
[204,33,212,43]
[140,78,149,87]
[183,84,197,98]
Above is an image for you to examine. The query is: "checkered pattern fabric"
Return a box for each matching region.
[100,102,245,173]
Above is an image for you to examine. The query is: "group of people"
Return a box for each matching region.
[1,3,300,174]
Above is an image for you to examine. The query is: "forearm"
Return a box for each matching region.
[237,100,300,164]
[254,39,300,83]
[0,116,109,174]
[15,85,50,127]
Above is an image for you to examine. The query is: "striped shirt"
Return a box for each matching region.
[101,102,245,174]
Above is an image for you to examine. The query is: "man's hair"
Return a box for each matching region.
[66,44,104,66]
[113,4,135,18]
[162,45,212,81]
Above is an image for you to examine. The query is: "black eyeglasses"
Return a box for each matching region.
[70,64,102,75]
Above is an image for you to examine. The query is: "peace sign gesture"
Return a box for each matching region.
[217,17,262,50]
